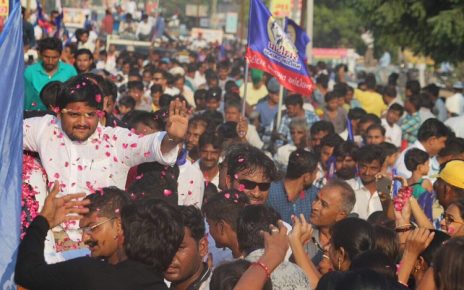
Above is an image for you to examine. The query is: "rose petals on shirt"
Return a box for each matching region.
[163,189,173,196]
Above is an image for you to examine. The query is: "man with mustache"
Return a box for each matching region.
[333,141,360,189]
[23,73,188,254]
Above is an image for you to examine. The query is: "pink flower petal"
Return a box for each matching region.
[163,189,172,196]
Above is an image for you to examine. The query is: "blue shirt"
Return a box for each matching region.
[276,110,320,146]
[24,61,77,110]
[256,97,278,129]
[266,180,319,224]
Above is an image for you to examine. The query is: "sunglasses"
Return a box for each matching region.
[238,179,271,191]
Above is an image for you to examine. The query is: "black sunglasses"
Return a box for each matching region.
[238,179,271,191]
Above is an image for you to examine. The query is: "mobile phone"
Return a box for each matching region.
[376,176,392,194]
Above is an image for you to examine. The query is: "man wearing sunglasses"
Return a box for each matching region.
[225,144,279,204]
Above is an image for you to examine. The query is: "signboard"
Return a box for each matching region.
[185,4,208,17]
[270,0,292,18]
[191,27,223,43]
[225,12,238,33]
[62,8,90,27]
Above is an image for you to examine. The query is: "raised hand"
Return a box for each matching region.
[261,220,289,271]
[166,98,190,143]
[40,181,90,228]
[404,228,435,256]
[289,214,313,246]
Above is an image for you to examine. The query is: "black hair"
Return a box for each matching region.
[224,100,241,111]
[38,37,63,53]
[284,94,303,107]
[383,85,397,98]
[333,82,348,98]
[74,48,93,60]
[56,74,104,110]
[118,96,136,110]
[366,124,386,136]
[179,205,205,242]
[75,28,89,39]
[127,80,144,92]
[194,89,208,101]
[348,107,367,120]
[210,260,272,290]
[378,142,398,157]
[128,111,164,132]
[321,134,344,148]
[335,269,392,290]
[316,74,329,89]
[199,132,224,151]
[438,137,464,157]
[217,122,239,140]
[39,81,62,108]
[201,110,224,130]
[159,94,173,108]
[203,182,219,204]
[433,237,464,290]
[420,230,450,266]
[121,199,184,273]
[324,91,338,103]
[420,92,435,110]
[404,148,429,171]
[128,169,179,206]
[365,73,376,90]
[310,120,335,135]
[367,211,395,230]
[225,80,239,93]
[417,118,450,142]
[202,189,249,231]
[286,149,318,179]
[406,94,421,111]
[372,225,400,263]
[333,141,358,159]
[205,69,219,81]
[85,187,131,218]
[224,92,241,104]
[350,250,396,280]
[205,88,222,102]
[354,144,386,165]
[388,103,404,115]
[100,79,118,102]
[316,271,345,290]
[359,113,381,126]
[226,143,279,182]
[331,218,374,263]
[423,83,439,98]
[237,205,281,255]
[406,80,421,95]
[150,84,163,94]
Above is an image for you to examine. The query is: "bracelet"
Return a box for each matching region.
[253,260,271,279]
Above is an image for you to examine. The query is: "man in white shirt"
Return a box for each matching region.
[445,115,464,138]
[352,145,385,219]
[224,100,264,149]
[194,133,223,188]
[395,119,450,179]
[153,69,180,96]
[23,74,188,240]
[381,103,403,148]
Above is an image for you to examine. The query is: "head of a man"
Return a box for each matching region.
[355,145,385,186]
[285,94,304,118]
[289,118,308,148]
[38,37,63,72]
[127,81,144,103]
[236,205,281,256]
[334,141,358,180]
[320,134,344,170]
[286,149,318,190]
[121,199,184,273]
[203,190,249,257]
[225,144,279,204]
[129,111,164,135]
[310,179,356,228]
[386,104,404,126]
[348,108,367,135]
[199,132,223,171]
[186,116,208,151]
[418,119,450,156]
[309,121,335,151]
[79,187,131,264]
[224,100,242,123]
[358,114,381,140]
[153,70,167,88]
[434,160,464,209]
[205,88,222,112]
[165,206,208,286]
[57,74,104,141]
[437,138,464,166]
[74,48,94,74]
[99,79,118,115]
[366,124,386,145]
[405,80,421,98]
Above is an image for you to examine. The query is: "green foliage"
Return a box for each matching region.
[349,0,464,63]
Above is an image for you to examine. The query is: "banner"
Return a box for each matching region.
[0,1,24,288]
[246,0,314,96]
[285,17,310,61]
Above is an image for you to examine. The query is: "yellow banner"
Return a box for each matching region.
[270,0,292,18]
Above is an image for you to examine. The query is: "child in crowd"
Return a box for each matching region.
[381,103,403,148]
[379,142,399,174]
[117,95,135,119]
[404,148,433,199]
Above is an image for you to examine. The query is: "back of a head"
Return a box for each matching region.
[404,148,429,172]
[417,118,450,142]
[359,113,381,126]
[407,94,421,111]
[335,269,390,290]
[237,205,281,255]
[128,170,179,206]
[434,237,464,290]
[372,225,400,263]
[331,218,374,262]
[438,137,464,158]
[348,107,367,121]
[383,85,397,98]
[210,260,272,290]
[128,111,165,132]
[286,149,318,179]
[179,205,205,242]
[420,230,450,266]
[56,74,104,110]
[86,187,131,218]
[316,74,329,89]
[39,81,62,108]
[203,189,249,231]
[316,271,346,290]
[121,199,184,273]
[365,74,376,90]
[406,80,421,95]
[350,250,396,280]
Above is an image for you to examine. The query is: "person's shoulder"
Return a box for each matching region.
[24,62,42,75]
[59,62,78,74]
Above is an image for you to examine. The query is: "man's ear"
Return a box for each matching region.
[198,236,209,258]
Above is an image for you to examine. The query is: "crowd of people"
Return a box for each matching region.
[15,5,464,290]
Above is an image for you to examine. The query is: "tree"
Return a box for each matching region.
[349,0,464,63]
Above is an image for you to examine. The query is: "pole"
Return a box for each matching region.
[241,60,249,116]
[239,0,245,43]
[305,0,313,64]
[196,0,200,27]
[276,84,284,129]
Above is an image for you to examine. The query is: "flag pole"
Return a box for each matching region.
[276,84,284,129]
[241,59,249,116]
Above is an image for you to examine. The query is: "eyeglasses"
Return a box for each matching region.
[62,109,99,119]
[443,214,464,226]
[238,179,271,191]
[80,217,115,234]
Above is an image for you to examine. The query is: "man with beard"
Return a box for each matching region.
[333,141,360,189]
[25,37,77,110]
[185,115,208,161]
[267,149,319,224]
[352,144,386,219]
[165,206,211,290]
[195,133,223,188]
[74,49,95,74]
